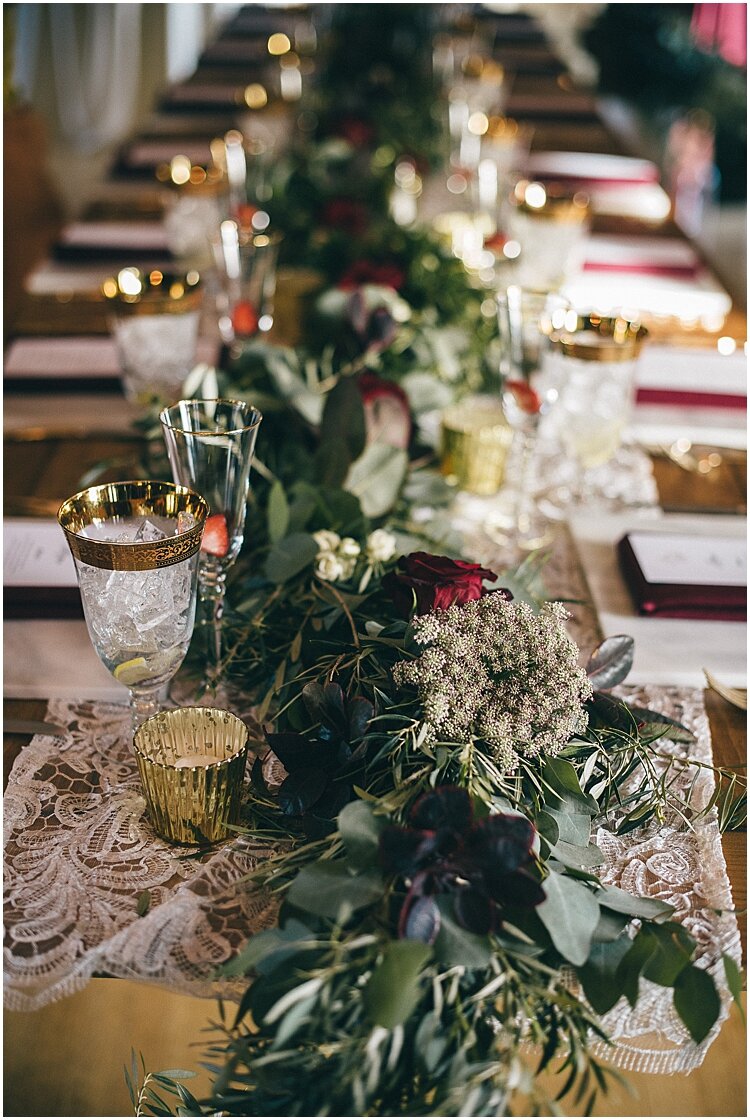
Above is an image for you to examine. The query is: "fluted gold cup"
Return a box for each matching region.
[441,397,513,496]
[134,707,250,844]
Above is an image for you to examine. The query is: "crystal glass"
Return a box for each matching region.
[134,706,250,844]
[102,268,203,406]
[489,287,570,550]
[549,314,649,503]
[505,180,590,290]
[58,481,208,730]
[212,220,282,347]
[160,399,263,703]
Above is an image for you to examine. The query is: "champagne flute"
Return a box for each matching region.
[489,286,569,550]
[58,481,208,731]
[160,399,262,703]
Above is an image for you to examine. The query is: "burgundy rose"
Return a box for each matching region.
[338,259,406,292]
[382,552,502,617]
[358,372,411,450]
[320,198,368,236]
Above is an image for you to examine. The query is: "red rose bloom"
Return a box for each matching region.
[320,198,368,236]
[382,552,502,617]
[334,116,376,148]
[338,259,406,292]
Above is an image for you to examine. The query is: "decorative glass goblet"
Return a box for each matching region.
[160,399,263,703]
[548,313,649,505]
[490,286,569,550]
[212,219,282,349]
[57,481,208,730]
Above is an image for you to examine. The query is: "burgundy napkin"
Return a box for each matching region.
[617,533,747,621]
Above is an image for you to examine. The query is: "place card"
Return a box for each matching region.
[618,530,746,620]
[568,512,747,687]
[4,519,81,618]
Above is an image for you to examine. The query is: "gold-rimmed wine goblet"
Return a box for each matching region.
[160,399,262,705]
[58,481,208,731]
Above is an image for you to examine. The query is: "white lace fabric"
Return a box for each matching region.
[4,686,741,1076]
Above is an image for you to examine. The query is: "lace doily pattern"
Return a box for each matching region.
[4,699,277,1012]
[3,690,740,1077]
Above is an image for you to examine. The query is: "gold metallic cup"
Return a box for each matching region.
[134,707,250,844]
[440,397,513,496]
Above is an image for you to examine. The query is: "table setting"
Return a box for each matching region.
[4,4,746,1117]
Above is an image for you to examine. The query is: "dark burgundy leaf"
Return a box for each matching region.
[400,894,441,944]
[278,768,328,816]
[347,696,375,741]
[487,868,546,910]
[251,754,268,796]
[301,681,327,722]
[380,826,437,874]
[468,814,535,872]
[311,780,352,821]
[454,888,494,934]
[410,786,473,832]
[265,732,310,772]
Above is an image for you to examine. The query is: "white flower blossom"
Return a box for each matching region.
[366,529,397,563]
[315,551,345,582]
[338,537,361,559]
[392,594,592,772]
[339,556,358,580]
[313,529,341,553]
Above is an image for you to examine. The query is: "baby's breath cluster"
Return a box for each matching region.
[392,594,593,770]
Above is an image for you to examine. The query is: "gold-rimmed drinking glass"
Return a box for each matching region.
[102,267,203,407]
[549,313,649,503]
[58,481,208,730]
[505,180,590,290]
[160,399,263,704]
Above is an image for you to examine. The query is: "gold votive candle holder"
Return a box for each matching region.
[440,396,513,496]
[134,707,249,844]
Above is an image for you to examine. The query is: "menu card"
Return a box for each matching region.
[4,520,82,618]
[618,530,746,620]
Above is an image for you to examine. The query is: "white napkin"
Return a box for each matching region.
[123,140,213,167]
[568,511,747,687]
[5,337,121,378]
[527,150,659,184]
[4,619,129,702]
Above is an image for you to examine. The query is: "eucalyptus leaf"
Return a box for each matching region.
[673,965,721,1042]
[265,533,318,583]
[722,953,745,1022]
[548,839,605,869]
[537,870,600,966]
[316,376,367,486]
[577,934,632,1014]
[585,635,634,690]
[543,757,598,813]
[338,800,384,871]
[345,444,409,519]
[267,480,291,544]
[286,861,383,921]
[433,897,492,969]
[363,940,432,1029]
[597,884,674,921]
[641,921,694,986]
[221,919,314,977]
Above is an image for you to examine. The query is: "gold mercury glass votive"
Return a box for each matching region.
[134,707,250,844]
[440,396,513,496]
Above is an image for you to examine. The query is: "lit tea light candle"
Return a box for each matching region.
[174,754,220,768]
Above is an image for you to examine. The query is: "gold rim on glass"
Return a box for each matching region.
[57,480,208,571]
[550,314,649,362]
[511,179,590,222]
[159,399,264,437]
[101,268,202,315]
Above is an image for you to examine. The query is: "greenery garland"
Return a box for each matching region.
[124,7,746,1115]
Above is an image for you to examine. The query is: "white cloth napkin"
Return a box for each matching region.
[4,619,129,702]
[59,221,170,252]
[568,511,747,687]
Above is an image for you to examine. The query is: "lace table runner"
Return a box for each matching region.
[4,686,741,1077]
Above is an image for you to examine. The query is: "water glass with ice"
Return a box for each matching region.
[58,481,208,730]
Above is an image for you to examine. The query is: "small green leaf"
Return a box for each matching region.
[286,861,383,921]
[155,1069,196,1081]
[433,898,492,969]
[543,757,598,812]
[673,965,721,1042]
[641,922,695,986]
[344,444,408,518]
[722,954,745,1022]
[316,376,367,487]
[136,889,151,917]
[364,941,432,1028]
[548,839,604,869]
[265,532,318,583]
[597,884,674,921]
[578,934,632,1014]
[537,870,601,966]
[267,480,290,544]
[338,800,384,872]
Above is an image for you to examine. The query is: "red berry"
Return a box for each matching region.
[201,513,230,557]
[506,379,542,415]
[232,300,259,338]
